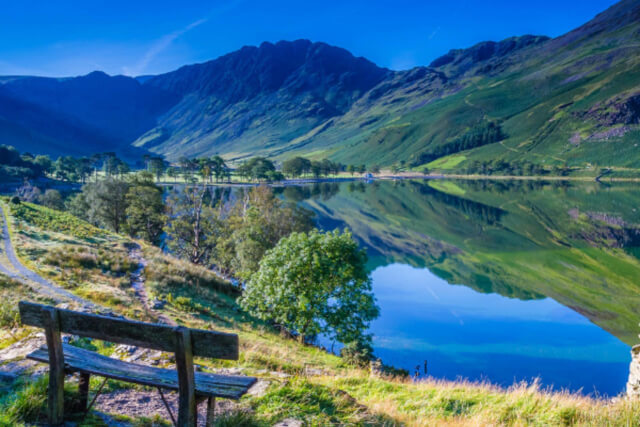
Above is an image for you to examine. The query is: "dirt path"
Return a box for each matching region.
[0,204,98,309]
[94,389,240,426]
[128,244,177,326]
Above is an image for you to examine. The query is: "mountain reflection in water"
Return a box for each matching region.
[275,179,640,396]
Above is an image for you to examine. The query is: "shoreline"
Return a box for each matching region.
[3,172,640,196]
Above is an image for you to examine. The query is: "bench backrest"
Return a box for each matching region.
[19,301,238,360]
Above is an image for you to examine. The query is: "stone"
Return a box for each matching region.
[114,344,138,355]
[151,299,166,309]
[0,334,45,361]
[247,379,271,396]
[627,344,640,398]
[270,371,291,378]
[274,418,303,427]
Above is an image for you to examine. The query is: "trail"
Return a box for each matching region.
[127,244,177,326]
[0,204,98,309]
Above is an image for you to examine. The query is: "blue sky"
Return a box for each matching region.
[0,0,619,77]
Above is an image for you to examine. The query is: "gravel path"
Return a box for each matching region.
[94,389,239,426]
[128,244,177,326]
[0,204,98,308]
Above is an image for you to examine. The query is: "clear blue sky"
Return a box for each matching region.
[0,0,619,77]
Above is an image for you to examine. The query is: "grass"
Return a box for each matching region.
[316,374,640,426]
[7,201,108,240]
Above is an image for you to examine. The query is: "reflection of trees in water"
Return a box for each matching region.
[462,179,571,194]
[282,183,341,202]
[410,182,506,225]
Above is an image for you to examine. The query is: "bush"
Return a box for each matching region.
[340,338,375,367]
[0,299,19,330]
[145,252,239,296]
[44,245,137,275]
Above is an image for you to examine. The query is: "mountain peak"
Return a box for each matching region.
[145,39,389,106]
[429,35,550,75]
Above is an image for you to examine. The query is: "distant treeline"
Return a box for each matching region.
[413,121,506,166]
[0,145,131,183]
[464,159,572,176]
[0,145,50,180]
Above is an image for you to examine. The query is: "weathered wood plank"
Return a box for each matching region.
[43,307,64,426]
[19,301,239,360]
[27,344,256,399]
[77,372,90,412]
[206,396,215,427]
[175,327,196,427]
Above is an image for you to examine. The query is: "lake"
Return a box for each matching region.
[275,179,640,396]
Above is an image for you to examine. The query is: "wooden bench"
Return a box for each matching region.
[19,301,256,426]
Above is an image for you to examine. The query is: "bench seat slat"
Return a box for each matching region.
[27,345,257,400]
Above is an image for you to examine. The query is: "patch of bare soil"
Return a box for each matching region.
[94,389,243,426]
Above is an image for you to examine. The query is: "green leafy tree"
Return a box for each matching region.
[83,178,130,232]
[210,155,227,182]
[166,166,178,182]
[216,186,313,278]
[34,155,53,175]
[240,229,379,344]
[125,172,166,245]
[149,157,166,182]
[282,157,310,178]
[165,185,222,264]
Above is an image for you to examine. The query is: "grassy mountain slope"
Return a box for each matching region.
[294,0,640,169]
[134,40,390,160]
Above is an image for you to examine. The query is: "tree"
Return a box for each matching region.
[149,157,166,182]
[166,166,178,182]
[125,173,166,245]
[240,229,379,344]
[54,156,80,181]
[34,155,53,175]
[240,157,277,181]
[282,157,309,178]
[210,156,227,182]
[83,178,130,233]
[219,186,313,278]
[310,161,322,178]
[165,185,222,264]
[39,189,64,210]
[346,164,355,176]
[370,165,381,174]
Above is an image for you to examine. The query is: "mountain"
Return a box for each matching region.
[0,71,178,159]
[1,0,639,168]
[134,40,390,159]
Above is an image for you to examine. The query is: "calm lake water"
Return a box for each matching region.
[276,179,640,396]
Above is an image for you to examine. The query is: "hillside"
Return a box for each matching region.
[0,0,639,170]
[1,200,640,425]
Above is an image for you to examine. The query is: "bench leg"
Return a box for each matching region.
[77,373,91,411]
[44,307,65,426]
[175,328,196,426]
[206,397,215,426]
